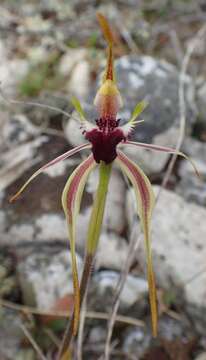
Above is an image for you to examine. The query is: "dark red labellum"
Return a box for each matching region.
[85,118,125,163]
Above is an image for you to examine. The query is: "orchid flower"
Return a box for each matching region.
[10,14,199,359]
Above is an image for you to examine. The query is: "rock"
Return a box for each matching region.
[123,315,195,358]
[0,252,17,298]
[176,137,206,206]
[88,326,106,344]
[18,14,52,34]
[89,270,148,312]
[104,168,126,234]
[64,115,86,147]
[59,49,91,100]
[127,186,206,310]
[21,92,69,124]
[195,353,206,360]
[0,310,24,360]
[197,79,206,123]
[66,55,196,155]
[0,57,28,97]
[176,177,206,207]
[58,49,87,76]
[2,114,39,147]
[16,349,36,360]
[182,137,206,176]
[115,56,196,143]
[77,55,196,174]
[0,132,81,247]
[69,60,90,100]
[17,249,83,309]
[123,326,152,357]
[95,233,129,271]
[0,136,47,192]
[35,213,68,242]
[122,126,180,174]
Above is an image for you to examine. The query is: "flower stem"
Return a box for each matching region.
[86,160,112,254]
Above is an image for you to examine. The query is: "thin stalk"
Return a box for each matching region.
[58,161,112,359]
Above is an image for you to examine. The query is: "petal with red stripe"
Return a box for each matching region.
[10,143,91,202]
[122,141,199,177]
[61,154,96,335]
[116,150,157,336]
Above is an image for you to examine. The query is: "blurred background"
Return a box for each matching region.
[0,0,206,359]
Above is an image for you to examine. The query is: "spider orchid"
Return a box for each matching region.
[10,14,199,359]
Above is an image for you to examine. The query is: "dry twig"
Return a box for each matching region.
[158,23,206,196]
[0,298,144,328]
[104,222,142,360]
[19,323,48,360]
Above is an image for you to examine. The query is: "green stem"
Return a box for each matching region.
[86,160,112,254]
[58,161,112,359]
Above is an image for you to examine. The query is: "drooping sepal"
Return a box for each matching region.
[122,141,200,177]
[116,150,157,336]
[10,143,91,202]
[62,154,96,335]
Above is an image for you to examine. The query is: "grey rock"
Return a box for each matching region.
[176,177,206,207]
[58,48,88,76]
[68,60,90,100]
[177,137,206,206]
[1,115,39,147]
[0,310,24,360]
[127,186,206,310]
[95,233,129,271]
[16,349,36,360]
[59,48,91,100]
[197,80,206,123]
[157,315,192,340]
[0,34,27,97]
[0,212,69,246]
[115,56,196,143]
[102,168,126,234]
[0,253,17,298]
[122,126,180,174]
[89,270,148,312]
[195,353,206,360]
[123,314,193,357]
[123,326,151,358]
[88,326,107,344]
[182,137,206,174]
[64,114,86,147]
[66,55,196,174]
[0,136,47,192]
[17,249,83,309]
